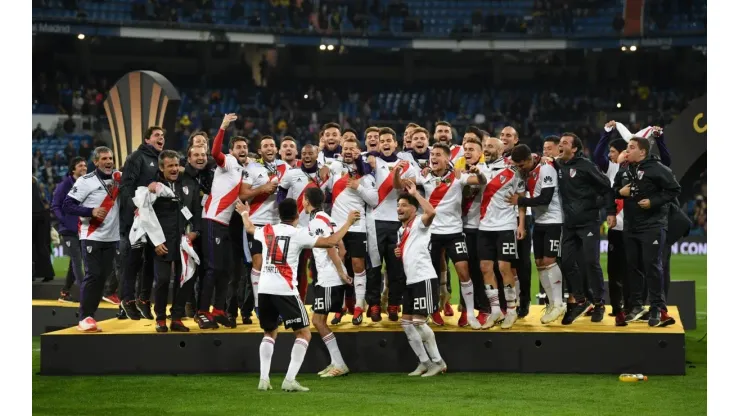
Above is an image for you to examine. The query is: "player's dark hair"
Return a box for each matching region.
[187,144,207,157]
[158,150,181,167]
[479,130,490,138]
[378,127,397,141]
[560,132,583,153]
[412,127,430,139]
[465,126,483,141]
[259,135,276,148]
[435,121,452,129]
[343,128,358,138]
[229,136,248,150]
[464,137,482,149]
[511,144,533,163]
[630,136,651,154]
[278,198,299,222]
[188,131,209,149]
[543,135,560,146]
[68,156,86,172]
[609,139,627,153]
[305,187,324,211]
[364,126,379,136]
[405,123,420,130]
[144,126,165,140]
[281,136,297,147]
[397,192,420,209]
[322,122,341,133]
[342,136,360,147]
[432,142,451,157]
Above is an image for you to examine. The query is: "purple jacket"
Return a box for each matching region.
[51,174,78,236]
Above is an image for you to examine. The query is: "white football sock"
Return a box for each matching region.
[251,270,261,308]
[504,285,518,309]
[285,338,309,382]
[548,263,564,306]
[322,332,346,367]
[538,267,553,304]
[259,336,274,380]
[402,319,429,363]
[485,285,502,315]
[460,280,476,317]
[515,278,521,302]
[354,271,367,309]
[415,321,442,363]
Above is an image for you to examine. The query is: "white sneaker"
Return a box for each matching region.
[281,379,309,392]
[408,362,428,376]
[77,317,99,332]
[501,309,518,329]
[481,309,503,329]
[467,313,482,329]
[257,379,272,391]
[541,304,566,324]
[317,364,334,376]
[421,361,445,377]
[321,364,350,378]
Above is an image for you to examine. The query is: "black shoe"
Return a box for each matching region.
[639,312,651,321]
[121,300,142,320]
[647,308,661,327]
[136,299,154,320]
[590,304,605,322]
[195,312,219,329]
[561,301,592,325]
[213,313,236,329]
[185,303,195,319]
[517,299,531,318]
[58,291,74,303]
[155,320,168,333]
[625,306,647,322]
[242,315,253,325]
[170,320,190,332]
[116,306,129,320]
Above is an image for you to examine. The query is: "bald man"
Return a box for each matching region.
[499,126,533,318]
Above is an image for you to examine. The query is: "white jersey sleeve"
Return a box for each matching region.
[295,228,319,249]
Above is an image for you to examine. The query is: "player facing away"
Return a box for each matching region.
[302,188,353,377]
[395,183,447,377]
[236,198,360,392]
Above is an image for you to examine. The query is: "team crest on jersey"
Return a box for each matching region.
[65,241,71,247]
[86,246,92,253]
[182,186,189,195]
[569,169,577,178]
[215,238,221,245]
[499,175,508,183]
[637,170,644,180]
[150,162,155,167]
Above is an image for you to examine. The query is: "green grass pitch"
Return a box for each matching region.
[33,255,707,416]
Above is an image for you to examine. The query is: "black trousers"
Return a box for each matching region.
[188,236,206,306]
[200,219,232,312]
[607,229,629,312]
[32,212,55,279]
[367,221,405,307]
[461,229,489,312]
[662,249,672,298]
[79,240,117,319]
[516,215,533,304]
[61,234,84,292]
[152,258,195,321]
[226,216,249,317]
[560,222,604,304]
[119,236,154,302]
[624,228,667,311]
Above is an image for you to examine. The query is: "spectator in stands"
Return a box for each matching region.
[79,140,92,161]
[64,141,77,162]
[33,123,47,140]
[41,160,57,185]
[33,150,45,171]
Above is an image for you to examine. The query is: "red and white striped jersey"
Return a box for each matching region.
[279,167,328,227]
[504,155,533,217]
[449,144,464,164]
[325,161,377,233]
[527,162,563,224]
[397,216,437,285]
[244,160,288,225]
[254,223,318,296]
[416,170,471,235]
[606,161,625,231]
[372,158,417,223]
[479,161,524,232]
[67,171,121,242]
[461,163,486,230]
[203,154,248,225]
[308,211,345,287]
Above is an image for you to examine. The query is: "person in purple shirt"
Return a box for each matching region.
[51,157,88,303]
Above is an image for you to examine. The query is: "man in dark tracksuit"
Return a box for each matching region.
[150,151,201,332]
[556,133,616,325]
[118,127,165,320]
[52,157,93,302]
[181,145,215,317]
[614,137,680,327]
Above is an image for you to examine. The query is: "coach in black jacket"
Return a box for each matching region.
[119,127,165,320]
[556,133,616,325]
[150,150,202,332]
[613,136,680,327]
